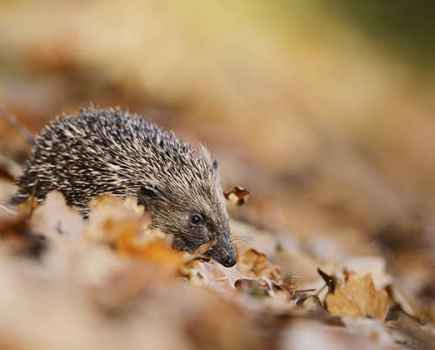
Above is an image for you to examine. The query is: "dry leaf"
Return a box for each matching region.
[117,231,185,270]
[326,273,391,321]
[224,186,250,206]
[340,256,392,289]
[182,259,237,293]
[237,248,280,281]
[85,195,184,271]
[85,194,148,243]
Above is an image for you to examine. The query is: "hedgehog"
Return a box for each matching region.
[12,107,237,267]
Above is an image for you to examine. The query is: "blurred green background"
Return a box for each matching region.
[1,0,435,288]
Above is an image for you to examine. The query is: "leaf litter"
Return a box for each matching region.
[0,186,433,350]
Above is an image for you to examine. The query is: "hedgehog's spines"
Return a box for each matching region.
[16,107,217,213]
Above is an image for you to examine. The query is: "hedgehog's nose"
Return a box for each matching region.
[220,252,237,267]
[208,234,237,267]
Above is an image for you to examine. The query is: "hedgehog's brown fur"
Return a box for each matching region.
[13,107,236,267]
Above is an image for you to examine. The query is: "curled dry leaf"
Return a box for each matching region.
[325,273,391,321]
[86,195,184,271]
[237,248,280,281]
[85,195,148,243]
[224,186,250,206]
[182,243,286,300]
[235,248,297,305]
[117,232,185,271]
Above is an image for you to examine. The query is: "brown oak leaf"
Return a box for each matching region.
[325,273,391,321]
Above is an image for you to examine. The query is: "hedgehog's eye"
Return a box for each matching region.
[190,214,204,226]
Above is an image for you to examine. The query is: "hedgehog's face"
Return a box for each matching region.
[172,198,237,268]
[137,158,237,267]
[144,188,237,268]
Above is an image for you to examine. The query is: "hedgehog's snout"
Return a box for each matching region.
[217,249,237,268]
[206,234,237,268]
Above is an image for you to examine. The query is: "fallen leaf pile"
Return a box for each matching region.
[0,187,433,350]
[2,1,435,348]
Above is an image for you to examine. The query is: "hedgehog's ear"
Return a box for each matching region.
[212,160,218,172]
[137,185,158,209]
[211,160,220,180]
